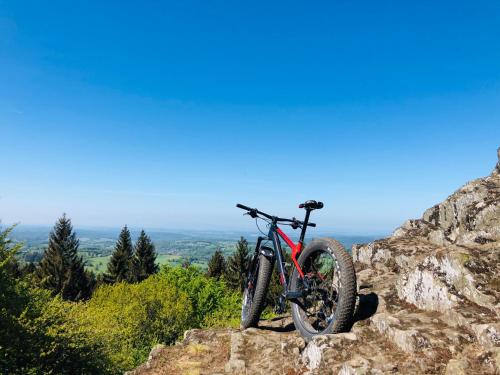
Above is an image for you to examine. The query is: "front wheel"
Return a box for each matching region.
[240,253,274,329]
[290,238,357,341]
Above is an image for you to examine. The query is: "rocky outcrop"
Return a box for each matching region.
[131,148,500,374]
[350,149,500,374]
[393,149,500,247]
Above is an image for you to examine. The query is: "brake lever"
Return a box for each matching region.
[245,209,258,218]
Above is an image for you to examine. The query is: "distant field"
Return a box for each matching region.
[84,254,208,274]
[12,225,379,273]
[85,255,111,273]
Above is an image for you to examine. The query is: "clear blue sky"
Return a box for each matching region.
[1,1,499,234]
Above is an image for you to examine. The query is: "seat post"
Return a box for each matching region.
[299,209,311,244]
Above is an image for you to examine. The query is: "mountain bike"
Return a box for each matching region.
[236,200,357,340]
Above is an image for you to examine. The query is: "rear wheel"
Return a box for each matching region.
[290,238,356,340]
[240,253,274,329]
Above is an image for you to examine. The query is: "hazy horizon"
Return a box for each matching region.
[5,222,390,238]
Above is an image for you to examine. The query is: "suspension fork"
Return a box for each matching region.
[254,236,265,256]
[245,236,265,286]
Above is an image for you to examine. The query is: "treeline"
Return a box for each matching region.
[104,225,159,283]
[207,236,250,291]
[17,214,160,302]
[0,217,251,374]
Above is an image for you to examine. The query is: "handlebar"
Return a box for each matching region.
[236,204,273,220]
[236,203,316,228]
[236,203,252,211]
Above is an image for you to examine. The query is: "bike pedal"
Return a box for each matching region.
[274,305,285,314]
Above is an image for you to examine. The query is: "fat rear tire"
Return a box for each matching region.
[290,238,357,341]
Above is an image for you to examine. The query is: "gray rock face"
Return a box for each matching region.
[412,149,500,246]
[350,149,500,374]
[131,148,500,375]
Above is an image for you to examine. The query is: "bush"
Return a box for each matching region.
[0,224,113,374]
[1,278,112,374]
[70,266,241,371]
[74,275,193,371]
[160,265,241,328]
[18,293,113,374]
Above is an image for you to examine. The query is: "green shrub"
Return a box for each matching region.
[73,275,193,371]
[1,278,112,373]
[18,293,113,374]
[201,290,241,328]
[1,225,112,374]
[160,265,241,328]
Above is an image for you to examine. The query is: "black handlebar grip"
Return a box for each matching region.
[236,203,252,211]
[308,222,316,227]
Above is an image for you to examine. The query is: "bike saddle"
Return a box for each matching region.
[299,200,324,210]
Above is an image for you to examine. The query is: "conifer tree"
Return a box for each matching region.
[61,260,95,300]
[20,262,36,277]
[37,214,92,300]
[225,237,251,292]
[105,225,134,283]
[0,224,22,279]
[206,249,226,280]
[132,229,158,282]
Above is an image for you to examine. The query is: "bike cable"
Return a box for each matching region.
[255,217,270,237]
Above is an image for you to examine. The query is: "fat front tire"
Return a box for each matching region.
[240,254,274,329]
[290,238,357,341]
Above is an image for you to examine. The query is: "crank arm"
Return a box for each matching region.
[285,291,310,311]
[284,291,304,299]
[288,297,308,312]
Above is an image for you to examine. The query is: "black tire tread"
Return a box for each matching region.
[240,254,274,329]
[291,237,357,339]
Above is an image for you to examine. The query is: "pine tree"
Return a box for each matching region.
[0,224,23,279]
[37,214,92,300]
[206,249,226,280]
[61,259,95,300]
[132,230,158,282]
[20,262,36,277]
[105,225,134,283]
[226,237,251,292]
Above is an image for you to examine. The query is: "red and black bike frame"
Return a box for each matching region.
[253,208,313,297]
